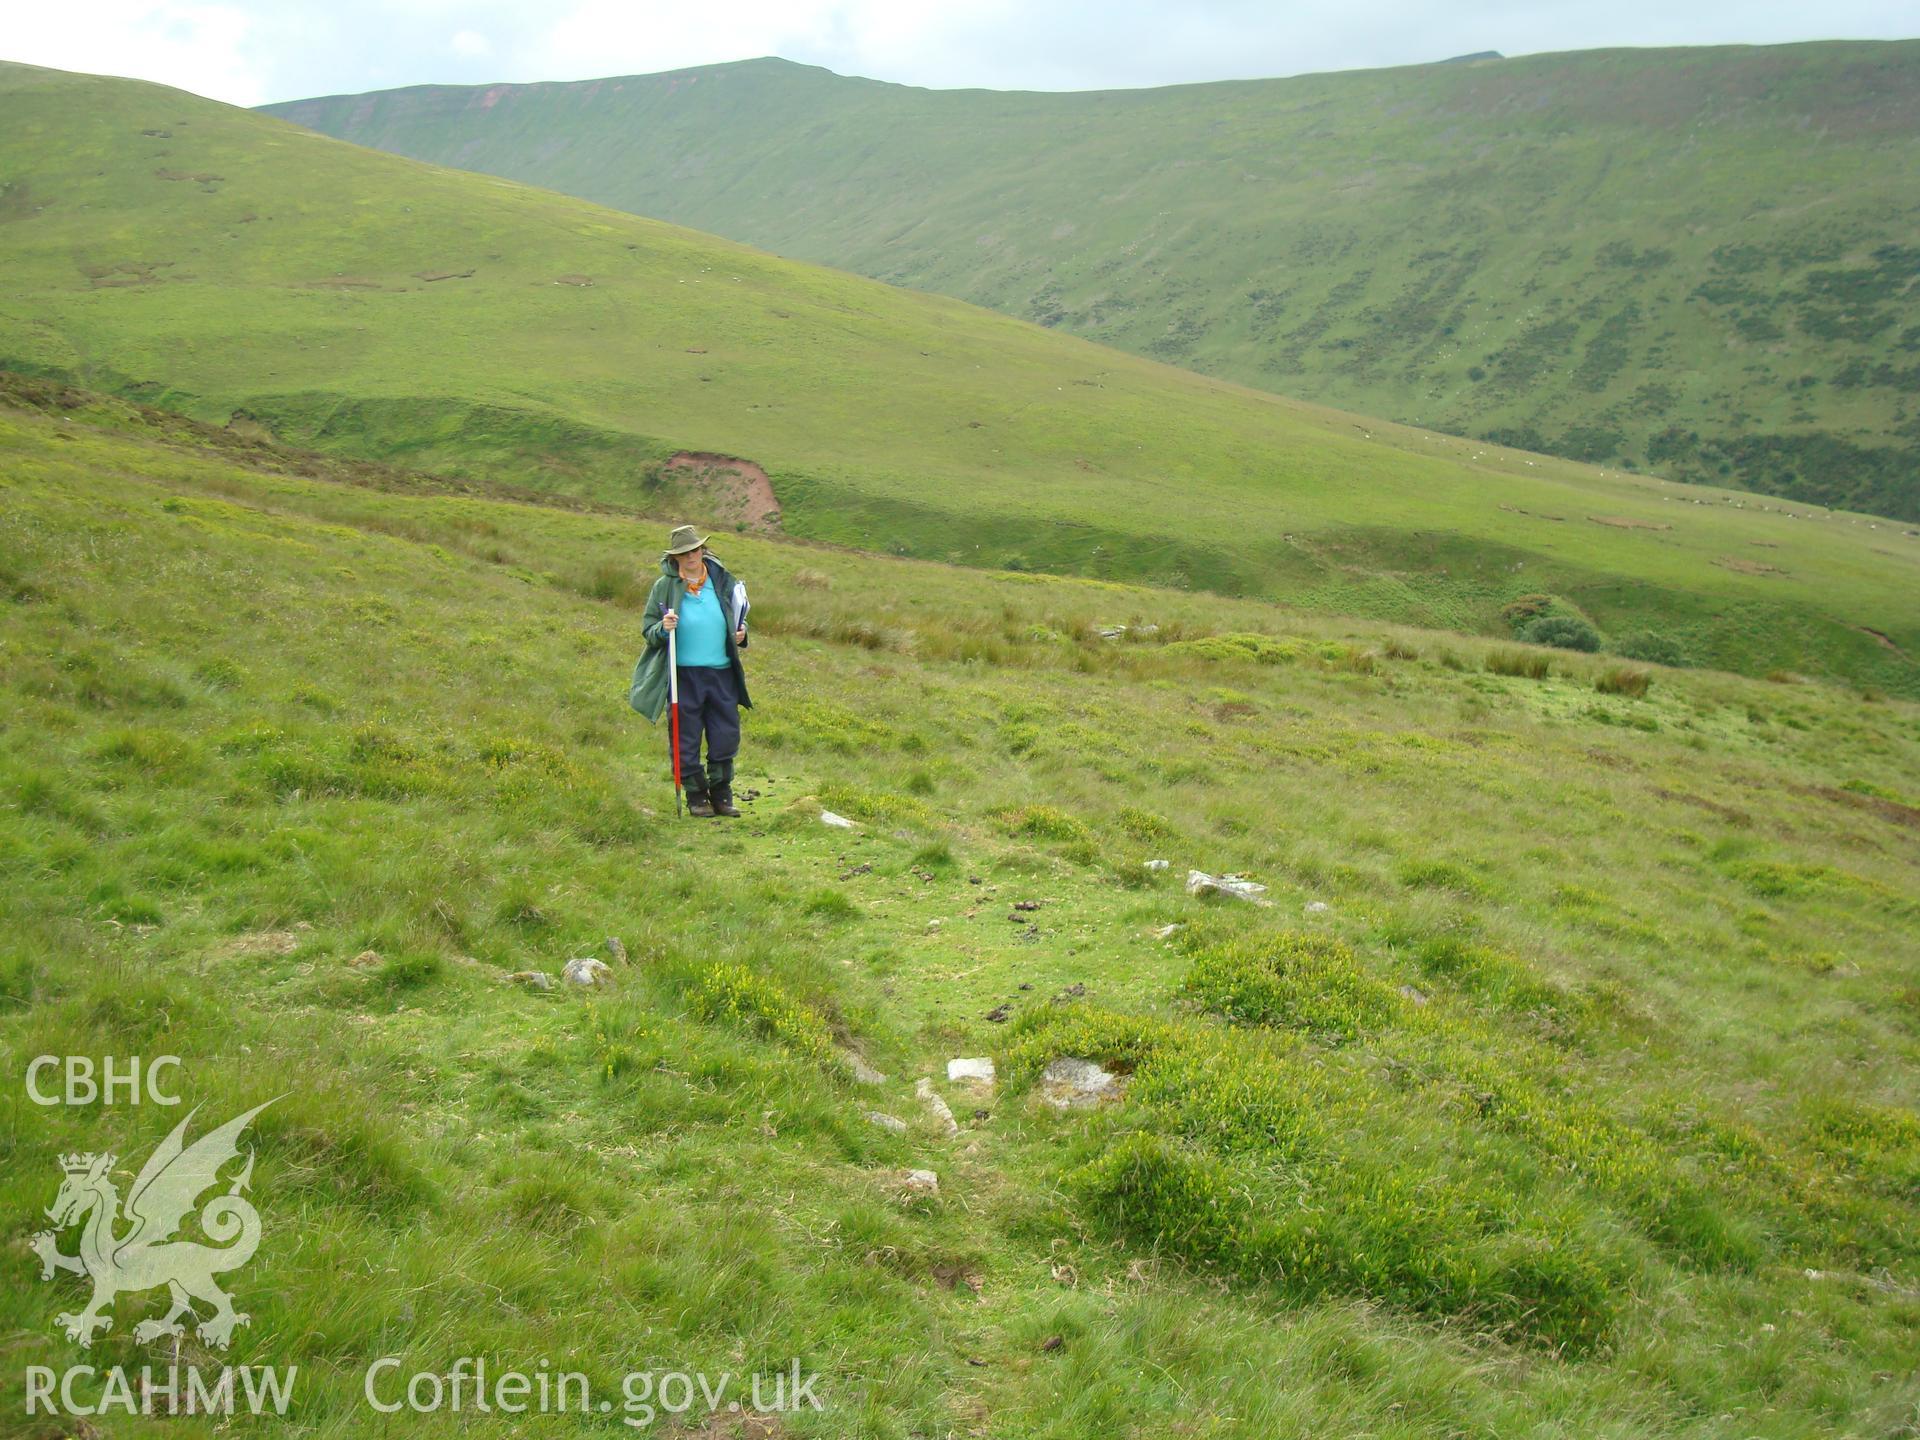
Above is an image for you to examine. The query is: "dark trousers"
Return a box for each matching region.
[674,665,740,794]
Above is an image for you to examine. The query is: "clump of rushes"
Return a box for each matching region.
[1486,647,1551,679]
[1595,666,1651,698]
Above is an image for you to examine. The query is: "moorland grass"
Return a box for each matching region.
[1,396,1917,1434]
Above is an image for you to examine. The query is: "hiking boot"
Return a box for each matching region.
[707,759,741,817]
[685,791,715,818]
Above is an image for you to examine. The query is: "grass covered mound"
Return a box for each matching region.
[4,64,1920,699]
[3,391,1918,1434]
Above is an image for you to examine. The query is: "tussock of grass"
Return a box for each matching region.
[1183,929,1404,1039]
[1596,666,1652,697]
[1486,648,1552,679]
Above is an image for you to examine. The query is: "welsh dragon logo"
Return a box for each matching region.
[31,1100,275,1349]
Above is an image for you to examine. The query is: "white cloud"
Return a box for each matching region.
[451,28,492,58]
[6,1,265,105]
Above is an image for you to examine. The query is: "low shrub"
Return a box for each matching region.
[1184,930,1403,1040]
[1117,806,1177,843]
[998,803,1093,846]
[1520,616,1603,652]
[1165,632,1298,664]
[1501,593,1556,626]
[1614,631,1688,667]
[688,960,835,1063]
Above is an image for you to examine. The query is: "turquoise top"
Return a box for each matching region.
[675,578,729,667]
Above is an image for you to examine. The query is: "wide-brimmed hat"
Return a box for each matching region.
[663,524,707,556]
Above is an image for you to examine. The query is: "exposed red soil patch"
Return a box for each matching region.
[1790,781,1920,830]
[662,451,781,532]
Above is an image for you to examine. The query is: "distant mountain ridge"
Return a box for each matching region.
[264,42,1920,521]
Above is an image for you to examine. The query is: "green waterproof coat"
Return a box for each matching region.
[628,553,753,723]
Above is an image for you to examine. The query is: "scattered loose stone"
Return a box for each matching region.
[820,810,857,829]
[866,1111,908,1134]
[1398,984,1430,1007]
[899,1168,940,1194]
[562,957,613,987]
[984,1003,1012,1023]
[1041,1057,1121,1108]
[507,970,554,991]
[948,1057,996,1086]
[1039,1335,1064,1353]
[1018,982,1034,991]
[1143,859,1170,872]
[1053,982,1086,1001]
[1304,901,1331,916]
[605,936,629,965]
[925,919,943,933]
[968,876,983,885]
[1186,870,1271,905]
[840,862,873,880]
[1152,923,1183,940]
[1013,899,1042,912]
[842,1052,887,1085]
[915,1077,960,1136]
[349,948,382,968]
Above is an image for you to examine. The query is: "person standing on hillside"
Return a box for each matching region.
[629,525,753,817]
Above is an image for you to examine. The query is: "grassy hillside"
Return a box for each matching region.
[5,383,1919,1436]
[265,43,1920,521]
[3,60,1918,701]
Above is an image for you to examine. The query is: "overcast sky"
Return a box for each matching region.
[7,1,1916,107]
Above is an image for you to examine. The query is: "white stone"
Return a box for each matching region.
[915,1077,959,1136]
[842,1052,886,1085]
[1304,901,1331,915]
[819,810,857,829]
[562,957,612,987]
[1040,1057,1121,1108]
[1186,870,1270,905]
[1143,859,1170,871]
[866,1111,908,1134]
[900,1168,940,1194]
[947,1057,996,1086]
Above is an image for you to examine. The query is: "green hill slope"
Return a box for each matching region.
[4,384,1919,1434]
[3,59,1918,698]
[264,43,1920,521]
